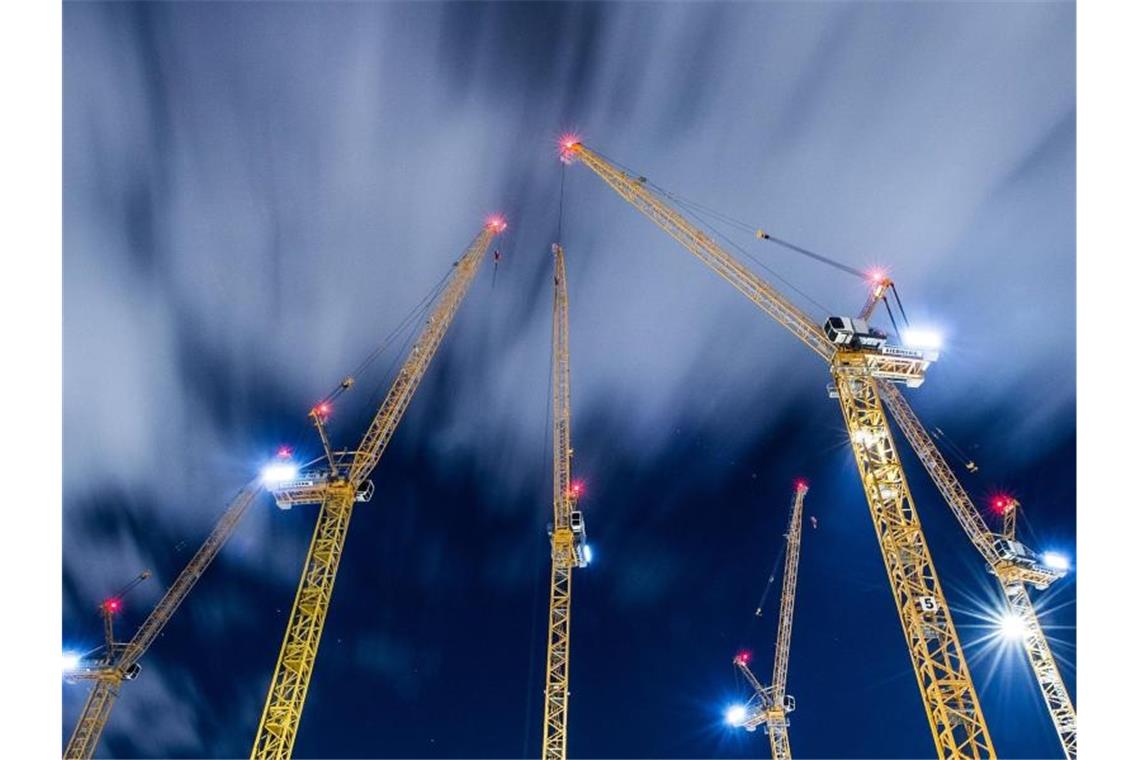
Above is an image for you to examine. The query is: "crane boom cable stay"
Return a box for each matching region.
[251,220,503,760]
[328,267,453,402]
[596,148,871,282]
[565,141,993,760]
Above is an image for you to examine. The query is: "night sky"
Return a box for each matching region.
[62,2,1075,758]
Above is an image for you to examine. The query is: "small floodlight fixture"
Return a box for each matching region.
[725,704,748,727]
[261,461,299,486]
[63,651,82,674]
[901,328,943,351]
[999,612,1028,641]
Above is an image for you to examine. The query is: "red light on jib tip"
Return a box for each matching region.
[794,478,809,491]
[104,598,121,613]
[485,215,508,232]
[991,495,1011,514]
[558,133,582,163]
[276,446,293,459]
[735,650,752,663]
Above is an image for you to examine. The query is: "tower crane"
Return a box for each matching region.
[878,383,1076,758]
[561,140,994,759]
[541,243,591,760]
[251,218,504,759]
[63,480,262,759]
[728,481,808,760]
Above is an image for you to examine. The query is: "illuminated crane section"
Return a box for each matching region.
[879,383,1075,759]
[64,481,262,759]
[251,219,503,760]
[541,243,590,760]
[728,482,808,760]
[562,141,993,760]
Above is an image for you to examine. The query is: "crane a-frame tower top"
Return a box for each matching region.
[562,140,994,760]
[251,219,504,759]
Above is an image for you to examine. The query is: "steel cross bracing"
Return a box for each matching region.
[251,223,500,760]
[65,680,119,760]
[879,382,1076,758]
[566,142,994,759]
[833,356,993,758]
[542,243,579,760]
[64,481,262,760]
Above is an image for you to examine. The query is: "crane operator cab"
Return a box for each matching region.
[570,510,592,567]
[823,316,888,350]
[569,510,585,534]
[991,537,1067,587]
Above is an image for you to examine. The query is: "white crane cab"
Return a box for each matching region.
[823,316,888,350]
[569,510,585,534]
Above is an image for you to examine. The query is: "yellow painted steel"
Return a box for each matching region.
[566,142,994,759]
[880,383,1076,758]
[767,483,805,759]
[833,355,993,758]
[251,223,500,759]
[64,678,120,760]
[1002,498,1018,541]
[734,483,807,760]
[64,481,262,759]
[541,244,582,759]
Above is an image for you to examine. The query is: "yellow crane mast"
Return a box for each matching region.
[64,480,262,759]
[878,383,1076,758]
[729,481,808,760]
[541,243,591,760]
[251,219,504,760]
[562,140,994,760]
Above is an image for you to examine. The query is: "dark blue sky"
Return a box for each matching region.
[63,2,1075,758]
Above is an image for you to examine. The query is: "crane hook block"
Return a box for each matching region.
[756,229,769,240]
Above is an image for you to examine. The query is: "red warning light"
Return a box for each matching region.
[313,402,332,418]
[558,133,582,163]
[103,598,121,614]
[569,480,584,499]
[735,650,752,664]
[991,495,1012,514]
[866,268,890,285]
[485,214,508,233]
[794,478,809,492]
[276,446,293,459]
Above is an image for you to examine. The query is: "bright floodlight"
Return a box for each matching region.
[999,612,1027,641]
[583,544,593,566]
[725,704,748,727]
[63,651,82,673]
[902,328,943,351]
[1042,551,1070,571]
[261,461,299,486]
